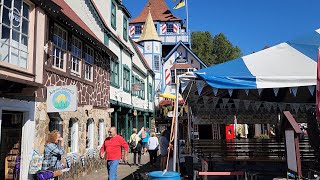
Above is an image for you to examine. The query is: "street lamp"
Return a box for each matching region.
[172,72,196,172]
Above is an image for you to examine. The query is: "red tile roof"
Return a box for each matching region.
[130,0,181,23]
[170,63,194,70]
[51,0,99,40]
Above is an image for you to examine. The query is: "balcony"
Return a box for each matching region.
[131,32,190,45]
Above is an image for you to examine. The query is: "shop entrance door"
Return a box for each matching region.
[0,111,23,180]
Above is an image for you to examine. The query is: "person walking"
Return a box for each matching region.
[42,130,64,180]
[159,129,169,170]
[141,127,150,155]
[100,127,129,180]
[129,128,142,166]
[148,132,159,167]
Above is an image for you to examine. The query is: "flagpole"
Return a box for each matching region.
[185,0,189,44]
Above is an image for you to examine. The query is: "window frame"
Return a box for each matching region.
[123,16,128,41]
[154,55,160,71]
[134,25,141,35]
[70,35,82,75]
[111,59,120,87]
[84,45,94,81]
[86,118,94,149]
[166,23,174,33]
[98,119,105,146]
[123,65,130,92]
[68,118,79,153]
[148,83,153,102]
[52,23,68,71]
[0,0,31,69]
[141,80,145,100]
[111,1,116,29]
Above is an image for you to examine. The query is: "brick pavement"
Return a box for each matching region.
[76,152,160,180]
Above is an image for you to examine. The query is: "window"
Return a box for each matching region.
[141,80,145,99]
[0,0,30,68]
[154,55,160,71]
[148,84,153,101]
[98,119,105,146]
[123,17,128,41]
[84,45,94,81]
[167,23,173,33]
[104,32,109,46]
[71,36,82,74]
[171,69,188,83]
[123,66,130,92]
[49,117,63,136]
[111,2,116,29]
[135,76,139,96]
[111,60,119,87]
[86,118,94,149]
[131,74,135,94]
[135,25,141,34]
[52,24,67,69]
[68,118,78,153]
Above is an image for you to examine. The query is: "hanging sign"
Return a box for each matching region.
[47,85,77,112]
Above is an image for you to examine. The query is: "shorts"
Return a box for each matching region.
[142,142,148,148]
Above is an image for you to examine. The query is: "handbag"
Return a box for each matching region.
[29,150,44,174]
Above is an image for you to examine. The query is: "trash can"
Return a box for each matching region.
[148,171,180,180]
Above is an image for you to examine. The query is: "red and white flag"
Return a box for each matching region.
[317,48,320,121]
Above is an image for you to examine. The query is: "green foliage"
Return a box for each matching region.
[191,31,242,66]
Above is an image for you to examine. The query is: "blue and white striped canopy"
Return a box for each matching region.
[195,29,320,89]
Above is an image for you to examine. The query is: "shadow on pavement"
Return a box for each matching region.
[122,160,161,180]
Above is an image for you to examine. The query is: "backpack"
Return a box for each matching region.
[141,131,146,139]
[130,135,137,149]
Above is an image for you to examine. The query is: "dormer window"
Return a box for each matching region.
[167,23,173,33]
[111,1,116,29]
[135,25,142,34]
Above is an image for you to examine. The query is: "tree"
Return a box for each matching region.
[191,31,242,66]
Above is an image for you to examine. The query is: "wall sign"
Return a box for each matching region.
[47,85,77,112]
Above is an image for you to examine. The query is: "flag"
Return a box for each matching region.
[317,48,320,121]
[173,0,185,10]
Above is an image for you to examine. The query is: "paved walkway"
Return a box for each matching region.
[77,152,161,180]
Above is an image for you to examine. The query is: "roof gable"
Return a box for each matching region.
[164,41,208,68]
[130,0,181,23]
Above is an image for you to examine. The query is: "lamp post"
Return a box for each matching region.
[172,72,196,172]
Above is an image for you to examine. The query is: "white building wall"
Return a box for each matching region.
[65,0,104,41]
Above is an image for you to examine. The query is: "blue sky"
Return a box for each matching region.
[123,0,320,55]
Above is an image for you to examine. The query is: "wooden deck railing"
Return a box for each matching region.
[193,138,315,162]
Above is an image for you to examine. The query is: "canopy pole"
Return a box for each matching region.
[173,80,179,171]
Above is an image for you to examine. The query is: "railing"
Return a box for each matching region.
[130,32,190,44]
[193,138,315,162]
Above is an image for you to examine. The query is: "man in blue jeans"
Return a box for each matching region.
[100,127,128,180]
